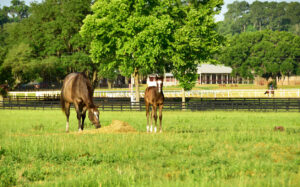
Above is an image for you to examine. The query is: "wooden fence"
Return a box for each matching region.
[1,96,300,112]
[8,89,300,98]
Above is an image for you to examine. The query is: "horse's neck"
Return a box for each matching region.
[155,88,163,97]
[82,97,95,109]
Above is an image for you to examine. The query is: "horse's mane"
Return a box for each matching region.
[79,72,94,97]
[75,73,95,108]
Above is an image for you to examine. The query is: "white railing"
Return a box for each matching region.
[8,89,300,98]
[9,91,61,98]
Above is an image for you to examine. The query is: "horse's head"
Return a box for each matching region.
[156,76,164,93]
[88,107,101,128]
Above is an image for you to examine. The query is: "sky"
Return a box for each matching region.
[1,0,299,21]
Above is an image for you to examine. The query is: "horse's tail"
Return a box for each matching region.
[60,89,66,113]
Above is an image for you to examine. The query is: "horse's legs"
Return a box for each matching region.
[158,104,163,133]
[153,105,158,133]
[65,102,70,133]
[81,107,87,130]
[74,103,83,131]
[145,102,150,132]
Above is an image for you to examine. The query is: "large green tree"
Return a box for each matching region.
[81,0,224,102]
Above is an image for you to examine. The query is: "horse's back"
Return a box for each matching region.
[61,73,92,103]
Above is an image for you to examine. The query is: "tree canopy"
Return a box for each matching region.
[81,0,224,99]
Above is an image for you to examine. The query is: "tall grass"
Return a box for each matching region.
[0,110,299,186]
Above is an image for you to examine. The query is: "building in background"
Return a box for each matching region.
[197,64,232,84]
[146,64,249,86]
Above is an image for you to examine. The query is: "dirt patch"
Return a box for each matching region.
[77,120,137,134]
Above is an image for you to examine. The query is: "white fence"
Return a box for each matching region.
[8,89,300,98]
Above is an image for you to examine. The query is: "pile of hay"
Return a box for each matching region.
[79,120,136,134]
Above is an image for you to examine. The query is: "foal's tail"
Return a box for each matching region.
[60,90,66,113]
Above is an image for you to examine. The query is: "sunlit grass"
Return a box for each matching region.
[0,110,299,186]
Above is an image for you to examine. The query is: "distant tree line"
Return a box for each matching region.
[216,1,300,85]
[218,30,300,83]
[0,0,97,88]
[217,1,300,36]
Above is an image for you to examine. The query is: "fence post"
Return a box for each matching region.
[9,97,12,110]
[0,95,3,109]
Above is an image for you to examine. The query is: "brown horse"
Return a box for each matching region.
[264,90,275,97]
[60,73,100,132]
[144,76,164,133]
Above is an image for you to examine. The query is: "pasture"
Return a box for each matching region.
[0,110,299,186]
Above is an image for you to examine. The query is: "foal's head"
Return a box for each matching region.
[156,76,164,93]
[88,107,101,128]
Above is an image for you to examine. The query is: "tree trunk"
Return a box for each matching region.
[92,71,98,89]
[107,80,112,89]
[134,68,140,102]
[0,95,3,107]
[259,22,262,31]
[182,88,186,110]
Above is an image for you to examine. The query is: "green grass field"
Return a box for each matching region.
[0,110,299,186]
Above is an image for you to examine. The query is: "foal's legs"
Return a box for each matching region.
[145,102,150,132]
[158,104,163,133]
[153,104,158,133]
[150,105,155,132]
[65,102,70,133]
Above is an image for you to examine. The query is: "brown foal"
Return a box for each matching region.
[144,76,164,133]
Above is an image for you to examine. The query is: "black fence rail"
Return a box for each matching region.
[1,96,300,112]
